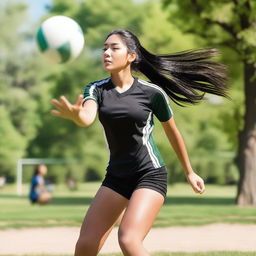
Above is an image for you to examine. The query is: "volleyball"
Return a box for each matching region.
[36,15,85,63]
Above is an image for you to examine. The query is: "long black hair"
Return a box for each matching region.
[106,29,228,105]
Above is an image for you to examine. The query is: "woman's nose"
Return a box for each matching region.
[103,48,111,57]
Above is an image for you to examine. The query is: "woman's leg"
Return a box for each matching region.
[75,186,128,256]
[118,188,164,256]
[38,191,51,204]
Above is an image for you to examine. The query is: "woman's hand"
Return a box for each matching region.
[51,95,98,127]
[51,94,86,126]
[186,171,205,194]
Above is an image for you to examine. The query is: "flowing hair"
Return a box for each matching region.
[106,29,228,105]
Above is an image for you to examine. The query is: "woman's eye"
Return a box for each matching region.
[102,47,120,51]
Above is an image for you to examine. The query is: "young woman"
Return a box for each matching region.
[29,164,52,204]
[51,29,228,255]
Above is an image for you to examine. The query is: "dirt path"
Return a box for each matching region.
[1,224,256,255]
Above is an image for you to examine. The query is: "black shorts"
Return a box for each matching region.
[101,166,167,200]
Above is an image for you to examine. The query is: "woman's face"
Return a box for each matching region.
[102,34,135,72]
[38,165,47,176]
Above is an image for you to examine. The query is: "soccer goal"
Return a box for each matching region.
[16,158,74,196]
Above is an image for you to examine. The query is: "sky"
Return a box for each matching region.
[17,0,52,21]
[17,0,146,21]
[16,0,147,22]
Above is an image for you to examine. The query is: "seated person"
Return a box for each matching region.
[29,164,52,204]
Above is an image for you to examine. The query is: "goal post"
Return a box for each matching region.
[16,158,75,196]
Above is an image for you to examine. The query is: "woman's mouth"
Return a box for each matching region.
[104,59,112,64]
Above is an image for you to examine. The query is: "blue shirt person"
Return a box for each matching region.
[29,164,51,204]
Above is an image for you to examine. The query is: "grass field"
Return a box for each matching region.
[0,182,256,229]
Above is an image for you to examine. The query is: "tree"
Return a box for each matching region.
[128,2,234,185]
[0,106,26,179]
[0,1,55,179]
[35,0,235,184]
[28,0,148,181]
[162,0,256,205]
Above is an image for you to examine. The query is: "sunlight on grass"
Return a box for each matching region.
[0,183,256,229]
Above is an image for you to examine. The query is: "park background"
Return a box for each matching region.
[0,0,256,255]
[1,0,256,203]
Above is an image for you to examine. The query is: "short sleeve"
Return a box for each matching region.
[152,91,173,122]
[37,176,44,185]
[83,83,99,104]
[32,176,38,186]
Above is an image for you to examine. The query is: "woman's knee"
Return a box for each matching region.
[38,192,51,204]
[75,236,99,256]
[118,228,141,249]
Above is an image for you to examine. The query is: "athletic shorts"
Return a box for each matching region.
[101,166,167,200]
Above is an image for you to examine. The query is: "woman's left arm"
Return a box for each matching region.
[161,117,205,194]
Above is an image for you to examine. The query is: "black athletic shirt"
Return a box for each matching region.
[83,77,173,176]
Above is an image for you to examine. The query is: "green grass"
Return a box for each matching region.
[0,182,256,229]
[4,252,256,256]
[157,183,256,227]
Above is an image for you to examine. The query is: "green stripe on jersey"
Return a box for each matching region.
[153,93,172,122]
[149,134,165,167]
[142,112,162,168]
[138,79,173,122]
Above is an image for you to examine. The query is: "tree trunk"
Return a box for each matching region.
[236,62,256,205]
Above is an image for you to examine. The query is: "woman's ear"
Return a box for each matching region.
[127,52,137,63]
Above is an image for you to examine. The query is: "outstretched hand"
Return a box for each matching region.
[186,172,205,194]
[51,94,84,122]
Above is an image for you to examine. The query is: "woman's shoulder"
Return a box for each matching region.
[137,78,168,99]
[31,175,39,184]
[83,77,111,96]
[87,77,111,88]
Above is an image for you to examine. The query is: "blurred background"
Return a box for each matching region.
[0,0,255,206]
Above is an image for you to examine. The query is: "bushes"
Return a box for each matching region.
[191,155,238,185]
[166,155,238,185]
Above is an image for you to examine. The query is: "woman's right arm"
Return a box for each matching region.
[51,94,97,127]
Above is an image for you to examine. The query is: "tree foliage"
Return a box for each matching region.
[162,0,256,204]
[0,2,50,178]
[0,0,242,186]
[27,0,147,181]
[162,0,256,59]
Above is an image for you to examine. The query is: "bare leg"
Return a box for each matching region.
[38,191,51,205]
[118,188,164,256]
[75,186,128,256]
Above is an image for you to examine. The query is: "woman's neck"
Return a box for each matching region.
[111,69,134,89]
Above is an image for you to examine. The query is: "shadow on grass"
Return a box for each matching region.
[164,196,235,205]
[0,194,94,205]
[0,194,25,199]
[51,195,236,206]
[51,196,93,205]
[1,194,235,206]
